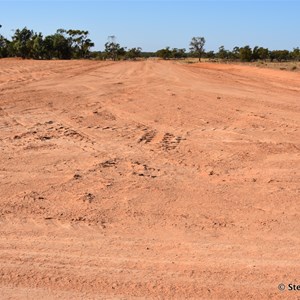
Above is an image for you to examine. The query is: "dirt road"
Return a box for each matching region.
[0,59,299,299]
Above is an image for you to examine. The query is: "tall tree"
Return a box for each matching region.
[0,35,10,58]
[189,37,206,61]
[31,33,44,59]
[66,29,94,58]
[0,25,9,58]
[52,30,72,59]
[11,27,34,58]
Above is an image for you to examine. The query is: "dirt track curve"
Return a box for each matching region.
[0,59,299,299]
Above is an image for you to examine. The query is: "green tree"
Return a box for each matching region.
[239,45,252,62]
[232,46,240,60]
[270,50,290,62]
[104,41,125,61]
[0,25,10,58]
[0,35,10,58]
[171,48,186,59]
[257,47,269,61]
[252,46,260,60]
[189,37,206,61]
[31,33,44,59]
[53,30,72,59]
[125,47,142,60]
[43,35,55,59]
[66,29,94,58]
[12,27,34,58]
[156,47,172,60]
[291,47,300,61]
[217,46,228,60]
[205,50,215,59]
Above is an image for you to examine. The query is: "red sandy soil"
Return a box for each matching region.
[0,59,299,299]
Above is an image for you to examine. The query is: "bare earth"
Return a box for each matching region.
[0,59,299,299]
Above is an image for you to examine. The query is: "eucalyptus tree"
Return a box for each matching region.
[217,46,228,60]
[156,47,172,60]
[31,33,44,59]
[0,25,10,58]
[189,36,206,61]
[104,41,125,60]
[239,45,252,62]
[66,29,94,58]
[125,47,142,60]
[0,35,10,58]
[172,48,186,59]
[11,27,34,58]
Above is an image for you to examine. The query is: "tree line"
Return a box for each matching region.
[204,45,300,62]
[157,38,300,62]
[0,26,299,62]
[0,26,95,59]
[0,26,144,60]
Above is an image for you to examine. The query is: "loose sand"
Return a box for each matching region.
[0,59,299,299]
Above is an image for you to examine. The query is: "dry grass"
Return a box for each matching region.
[229,60,300,72]
[178,58,300,72]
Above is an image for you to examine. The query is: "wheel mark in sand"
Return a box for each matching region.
[161,133,184,151]
[138,129,157,144]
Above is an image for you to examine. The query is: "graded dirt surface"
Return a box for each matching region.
[0,59,299,299]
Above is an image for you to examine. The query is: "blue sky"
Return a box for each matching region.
[1,1,299,52]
